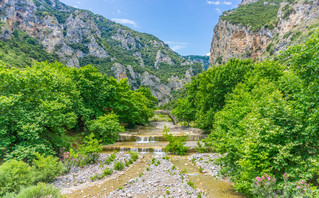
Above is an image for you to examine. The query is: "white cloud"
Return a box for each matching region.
[207,1,220,5]
[206,52,210,56]
[111,18,138,27]
[216,8,222,14]
[165,41,188,51]
[223,1,232,5]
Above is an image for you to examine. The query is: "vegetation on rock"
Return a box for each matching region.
[221,0,284,31]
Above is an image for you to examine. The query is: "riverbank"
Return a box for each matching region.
[53,121,244,197]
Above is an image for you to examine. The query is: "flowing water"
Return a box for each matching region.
[67,121,245,197]
[170,156,245,198]
[136,136,157,143]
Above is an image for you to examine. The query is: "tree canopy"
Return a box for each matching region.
[0,61,157,162]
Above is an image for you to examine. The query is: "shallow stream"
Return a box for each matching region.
[65,121,245,197]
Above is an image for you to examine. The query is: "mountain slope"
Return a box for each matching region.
[0,0,203,105]
[183,55,209,70]
[209,0,319,66]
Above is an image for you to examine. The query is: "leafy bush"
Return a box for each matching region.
[86,113,124,144]
[195,141,212,153]
[31,153,64,183]
[60,148,80,172]
[16,183,62,198]
[104,153,117,165]
[79,133,102,164]
[91,167,113,181]
[129,151,139,162]
[0,160,32,196]
[187,181,196,189]
[172,98,196,127]
[114,161,124,171]
[251,173,317,197]
[163,126,189,155]
[103,168,113,176]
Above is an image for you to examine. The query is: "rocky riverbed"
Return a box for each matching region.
[53,153,138,194]
[108,155,205,198]
[188,153,222,178]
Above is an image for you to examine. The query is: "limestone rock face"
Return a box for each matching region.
[111,29,138,50]
[133,52,145,68]
[112,63,128,80]
[209,0,319,66]
[185,67,194,83]
[210,19,273,65]
[0,0,203,105]
[154,50,174,69]
[168,76,184,91]
[140,71,172,106]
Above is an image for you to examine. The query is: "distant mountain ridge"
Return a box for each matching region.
[0,0,203,105]
[209,0,319,66]
[183,55,209,70]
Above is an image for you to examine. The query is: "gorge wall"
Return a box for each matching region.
[210,0,319,66]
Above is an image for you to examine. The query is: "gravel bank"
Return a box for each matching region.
[188,153,222,178]
[53,153,136,193]
[108,155,205,198]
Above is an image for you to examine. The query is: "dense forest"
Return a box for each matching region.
[0,60,158,196]
[172,31,319,196]
[0,61,157,162]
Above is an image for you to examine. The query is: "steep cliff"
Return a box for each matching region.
[0,0,203,105]
[210,0,319,66]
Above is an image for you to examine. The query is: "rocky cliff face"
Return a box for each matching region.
[0,0,203,105]
[210,0,319,66]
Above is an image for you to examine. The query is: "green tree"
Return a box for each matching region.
[86,113,124,144]
[172,98,195,127]
[180,59,254,131]
[0,62,80,162]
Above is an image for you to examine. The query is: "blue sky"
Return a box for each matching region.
[60,0,242,56]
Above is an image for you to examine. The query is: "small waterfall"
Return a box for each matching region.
[140,148,149,153]
[120,147,129,153]
[149,136,156,142]
[136,136,157,143]
[153,148,165,155]
[130,148,139,152]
